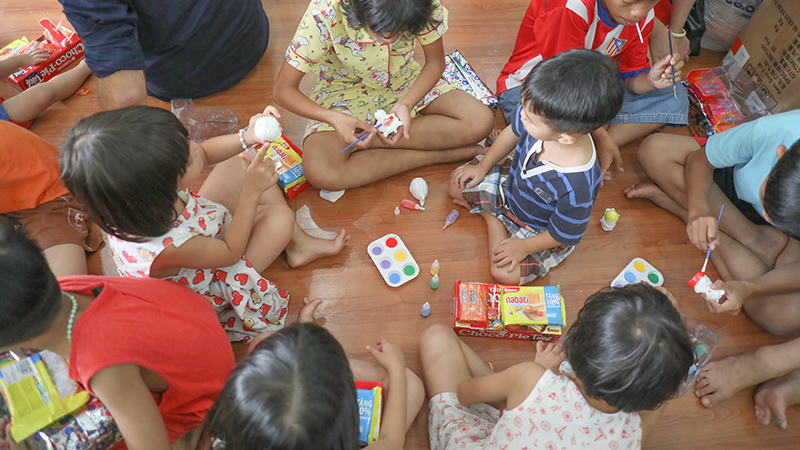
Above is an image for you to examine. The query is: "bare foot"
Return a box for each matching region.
[624,180,688,219]
[297,297,322,323]
[452,198,470,209]
[534,341,564,373]
[754,369,800,429]
[695,353,764,407]
[485,128,502,146]
[286,229,350,268]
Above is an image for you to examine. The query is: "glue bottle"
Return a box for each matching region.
[430,274,440,290]
[600,208,620,231]
[430,259,440,276]
[401,198,425,211]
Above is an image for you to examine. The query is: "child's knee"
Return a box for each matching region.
[448,179,465,201]
[420,324,460,365]
[491,265,520,286]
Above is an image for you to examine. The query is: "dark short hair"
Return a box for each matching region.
[763,138,800,239]
[0,219,62,348]
[520,49,625,134]
[563,283,693,412]
[341,0,436,36]
[206,323,360,450]
[60,106,190,242]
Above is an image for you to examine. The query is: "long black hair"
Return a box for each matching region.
[206,323,361,450]
[563,283,693,412]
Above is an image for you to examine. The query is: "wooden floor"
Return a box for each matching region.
[3,0,798,448]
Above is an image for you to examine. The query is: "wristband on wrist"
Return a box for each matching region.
[238,126,250,151]
[670,27,687,38]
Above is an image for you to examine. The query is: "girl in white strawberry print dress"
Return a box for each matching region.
[61,106,349,342]
[420,284,694,449]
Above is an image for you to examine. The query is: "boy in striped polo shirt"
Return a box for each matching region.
[449,50,624,285]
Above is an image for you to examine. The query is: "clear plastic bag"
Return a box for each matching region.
[171,98,239,142]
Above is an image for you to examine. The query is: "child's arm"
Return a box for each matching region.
[451,125,517,189]
[624,54,683,95]
[0,49,49,78]
[707,259,800,316]
[457,362,546,410]
[364,339,408,450]
[149,147,277,276]
[492,231,561,273]
[381,38,447,144]
[684,148,718,251]
[273,62,378,149]
[194,107,283,166]
[89,364,173,450]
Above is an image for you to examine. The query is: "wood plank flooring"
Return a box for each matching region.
[2,0,797,448]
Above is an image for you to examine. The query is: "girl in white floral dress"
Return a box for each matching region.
[61,106,349,343]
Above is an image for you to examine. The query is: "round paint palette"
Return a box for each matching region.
[610,257,664,288]
[367,233,420,287]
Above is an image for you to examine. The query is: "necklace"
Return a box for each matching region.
[65,292,78,342]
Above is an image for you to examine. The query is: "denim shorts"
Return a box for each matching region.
[497,83,689,127]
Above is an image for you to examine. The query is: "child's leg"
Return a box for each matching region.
[350,359,424,431]
[1,61,91,123]
[199,157,347,272]
[303,131,484,190]
[606,86,688,147]
[481,212,520,285]
[302,90,493,190]
[754,368,800,428]
[695,337,800,410]
[419,324,493,398]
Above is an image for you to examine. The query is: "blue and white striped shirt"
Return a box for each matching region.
[505,105,602,245]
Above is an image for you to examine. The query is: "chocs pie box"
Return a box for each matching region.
[452,281,564,342]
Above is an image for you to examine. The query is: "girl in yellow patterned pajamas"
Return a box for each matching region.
[274,0,494,190]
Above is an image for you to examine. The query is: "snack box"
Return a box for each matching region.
[500,285,565,327]
[452,281,563,342]
[2,18,84,90]
[254,135,309,200]
[355,381,383,447]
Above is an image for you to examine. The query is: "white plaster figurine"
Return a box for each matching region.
[254,116,282,142]
[688,272,725,302]
[374,109,403,137]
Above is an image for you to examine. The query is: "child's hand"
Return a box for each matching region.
[686,214,719,252]
[21,49,49,67]
[387,102,412,143]
[366,338,406,374]
[240,145,278,197]
[0,417,25,450]
[451,163,487,189]
[534,341,564,374]
[245,106,282,145]
[654,285,680,310]
[704,280,747,315]
[648,54,685,90]
[492,238,528,273]
[330,113,377,150]
[297,297,322,324]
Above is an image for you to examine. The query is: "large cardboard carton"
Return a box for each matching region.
[722,0,800,115]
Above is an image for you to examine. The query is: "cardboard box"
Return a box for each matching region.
[721,0,800,115]
[254,136,310,200]
[452,281,563,342]
[2,19,84,90]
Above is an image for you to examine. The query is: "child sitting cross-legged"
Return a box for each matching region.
[421,283,694,449]
[449,49,625,285]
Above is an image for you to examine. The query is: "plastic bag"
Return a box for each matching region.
[171,98,239,142]
[701,0,763,52]
[685,0,706,57]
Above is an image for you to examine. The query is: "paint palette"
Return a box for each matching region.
[610,258,664,288]
[367,234,420,287]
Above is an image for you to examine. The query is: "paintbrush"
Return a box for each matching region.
[668,29,677,100]
[700,204,725,274]
[340,122,383,153]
